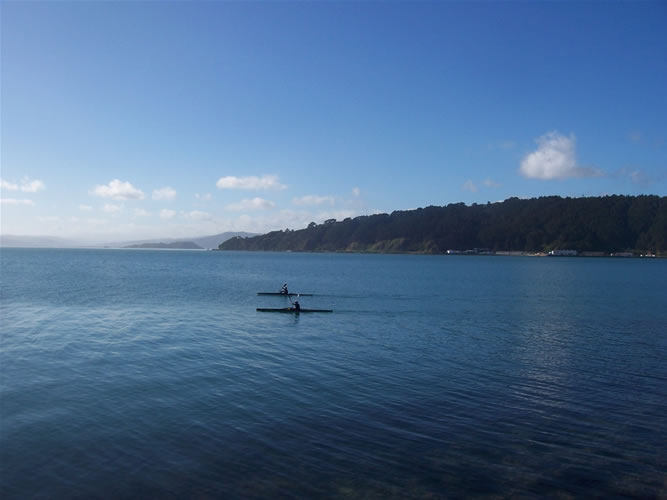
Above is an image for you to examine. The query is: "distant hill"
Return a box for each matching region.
[123,241,203,250]
[191,232,257,249]
[0,231,258,249]
[220,195,667,255]
[107,232,257,249]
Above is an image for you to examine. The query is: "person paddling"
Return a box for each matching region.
[288,294,301,311]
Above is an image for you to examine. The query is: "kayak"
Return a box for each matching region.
[256,307,332,313]
[257,292,313,296]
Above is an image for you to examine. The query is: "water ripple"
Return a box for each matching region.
[1,249,666,498]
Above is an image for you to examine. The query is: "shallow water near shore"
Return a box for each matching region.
[1,248,666,498]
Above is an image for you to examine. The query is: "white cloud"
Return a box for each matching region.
[160,209,176,219]
[520,131,602,180]
[152,186,176,201]
[216,175,286,191]
[134,208,151,217]
[352,187,361,197]
[195,192,212,201]
[226,197,276,211]
[79,204,93,211]
[103,203,123,214]
[483,178,501,188]
[463,180,478,192]
[1,198,35,206]
[292,195,335,206]
[1,178,45,192]
[1,179,19,191]
[91,179,145,200]
[21,178,45,193]
[183,210,211,220]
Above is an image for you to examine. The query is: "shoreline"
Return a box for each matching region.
[214,248,665,258]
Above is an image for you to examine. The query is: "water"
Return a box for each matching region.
[1,248,666,499]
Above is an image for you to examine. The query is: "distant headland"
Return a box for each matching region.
[0,232,257,250]
[219,195,666,257]
[123,241,203,250]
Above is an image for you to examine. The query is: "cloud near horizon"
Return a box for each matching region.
[152,186,176,201]
[229,208,362,234]
[160,209,176,220]
[315,209,358,221]
[216,175,286,191]
[183,210,211,221]
[1,198,35,206]
[292,195,335,206]
[226,197,276,211]
[1,179,18,191]
[462,180,478,192]
[21,179,46,193]
[613,167,665,188]
[520,131,602,180]
[1,177,46,193]
[103,203,123,214]
[92,179,145,200]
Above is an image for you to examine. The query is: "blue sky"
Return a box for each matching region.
[2,1,666,242]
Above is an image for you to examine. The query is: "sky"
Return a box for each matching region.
[1,1,666,243]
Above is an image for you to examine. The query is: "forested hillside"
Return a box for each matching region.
[219,195,667,255]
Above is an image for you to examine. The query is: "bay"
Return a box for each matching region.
[1,248,666,498]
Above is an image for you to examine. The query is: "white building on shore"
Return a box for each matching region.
[548,249,578,256]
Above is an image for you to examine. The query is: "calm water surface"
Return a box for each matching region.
[1,249,666,498]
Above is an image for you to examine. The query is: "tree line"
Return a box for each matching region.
[219,195,667,255]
